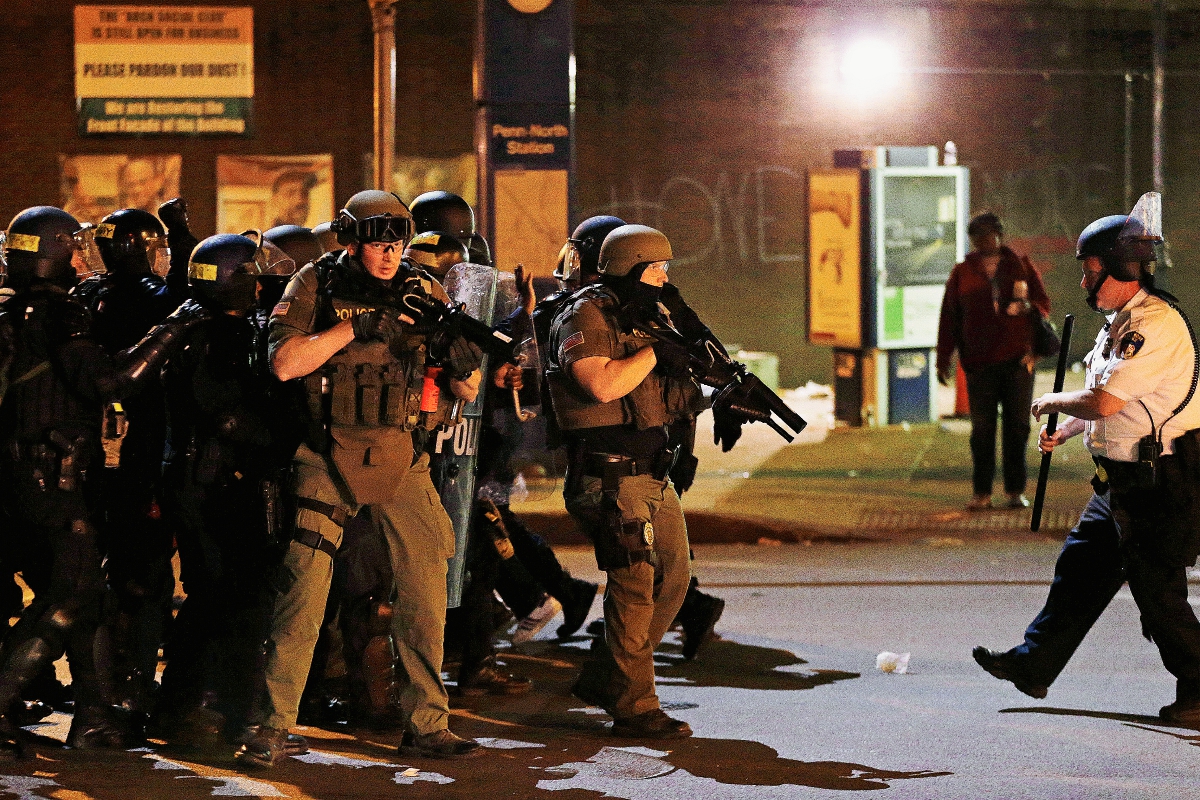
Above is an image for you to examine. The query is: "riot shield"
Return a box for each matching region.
[436,262,502,608]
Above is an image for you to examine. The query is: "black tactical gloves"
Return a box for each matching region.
[157,197,189,232]
[652,340,693,378]
[446,338,484,379]
[351,309,408,343]
[712,405,746,453]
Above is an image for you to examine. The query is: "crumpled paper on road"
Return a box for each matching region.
[876,651,910,674]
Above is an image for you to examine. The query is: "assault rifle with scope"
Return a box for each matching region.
[619,304,808,443]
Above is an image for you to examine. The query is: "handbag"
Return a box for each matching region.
[1033,315,1061,358]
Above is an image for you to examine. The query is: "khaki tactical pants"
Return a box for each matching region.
[259,445,456,733]
[567,472,691,718]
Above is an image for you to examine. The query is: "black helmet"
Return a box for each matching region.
[312,221,340,254]
[329,190,413,246]
[563,215,625,282]
[263,225,323,269]
[95,208,169,276]
[2,206,83,290]
[410,191,474,239]
[189,233,296,313]
[466,232,492,267]
[403,231,468,279]
[1077,214,1140,282]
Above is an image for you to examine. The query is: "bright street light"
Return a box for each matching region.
[839,38,902,100]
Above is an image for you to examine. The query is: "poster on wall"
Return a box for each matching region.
[807,169,862,348]
[394,155,477,209]
[492,170,568,276]
[59,153,182,224]
[215,155,334,233]
[75,5,253,135]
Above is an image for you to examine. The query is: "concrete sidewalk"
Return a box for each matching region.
[513,371,1095,544]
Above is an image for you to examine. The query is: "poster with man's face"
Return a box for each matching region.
[59,154,182,224]
[216,155,334,233]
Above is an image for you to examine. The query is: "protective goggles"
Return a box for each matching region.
[339,211,412,244]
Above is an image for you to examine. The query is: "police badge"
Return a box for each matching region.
[1119,330,1145,359]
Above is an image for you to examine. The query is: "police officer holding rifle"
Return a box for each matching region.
[973,194,1200,725]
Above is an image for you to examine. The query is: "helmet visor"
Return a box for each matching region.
[68,224,107,278]
[240,230,298,278]
[556,241,582,281]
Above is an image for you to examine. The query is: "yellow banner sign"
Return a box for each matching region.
[75,5,253,135]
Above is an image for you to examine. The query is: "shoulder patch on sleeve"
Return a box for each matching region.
[561,331,585,354]
[271,301,291,317]
[1119,330,1145,359]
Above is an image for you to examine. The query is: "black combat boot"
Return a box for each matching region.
[676,579,725,660]
[556,579,599,639]
[455,656,532,697]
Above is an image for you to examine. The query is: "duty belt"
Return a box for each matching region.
[583,447,678,491]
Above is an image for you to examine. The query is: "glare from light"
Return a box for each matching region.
[840,39,902,99]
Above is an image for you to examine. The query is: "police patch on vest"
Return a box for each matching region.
[272,301,291,317]
[642,521,654,547]
[1119,330,1145,359]
[561,331,585,354]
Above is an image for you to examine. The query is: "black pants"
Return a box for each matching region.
[1010,489,1200,697]
[966,359,1035,497]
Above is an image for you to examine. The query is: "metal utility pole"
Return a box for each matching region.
[369,0,398,192]
[1124,72,1134,210]
[1152,0,1165,194]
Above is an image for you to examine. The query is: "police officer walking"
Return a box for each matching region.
[240,191,484,765]
[546,224,705,738]
[973,198,1200,724]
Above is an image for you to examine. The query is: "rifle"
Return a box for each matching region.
[383,289,521,365]
[621,305,808,443]
[1031,313,1074,532]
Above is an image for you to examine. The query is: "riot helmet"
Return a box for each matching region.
[189,233,296,313]
[403,231,468,279]
[2,206,84,290]
[466,232,492,267]
[597,224,673,277]
[329,190,413,247]
[410,191,475,240]
[562,215,625,283]
[95,208,170,276]
[1077,193,1163,310]
[312,221,341,254]
[263,224,323,269]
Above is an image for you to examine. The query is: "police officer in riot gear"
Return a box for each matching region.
[541,216,725,658]
[403,231,469,280]
[974,196,1200,724]
[73,205,188,725]
[410,191,474,243]
[0,206,207,752]
[546,224,705,738]
[246,190,483,765]
[155,234,303,750]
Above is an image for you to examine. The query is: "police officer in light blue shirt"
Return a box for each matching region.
[973,196,1200,725]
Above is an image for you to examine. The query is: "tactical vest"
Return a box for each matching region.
[304,256,454,435]
[545,285,699,432]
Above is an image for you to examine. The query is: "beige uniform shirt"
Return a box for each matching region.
[1084,289,1200,461]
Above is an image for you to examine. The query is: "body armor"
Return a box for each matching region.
[545,285,700,432]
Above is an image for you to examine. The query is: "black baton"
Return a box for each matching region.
[1031,314,1074,532]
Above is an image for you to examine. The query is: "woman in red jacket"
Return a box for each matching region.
[935,213,1052,510]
